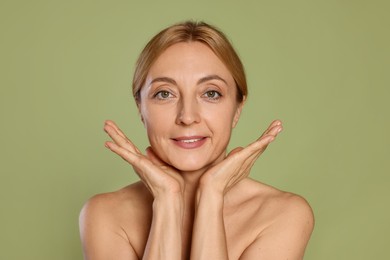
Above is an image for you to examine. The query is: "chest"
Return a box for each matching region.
[123,205,264,259]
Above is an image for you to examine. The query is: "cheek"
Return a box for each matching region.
[141,104,163,128]
[203,106,236,137]
[144,116,166,138]
[142,106,174,142]
[207,103,236,125]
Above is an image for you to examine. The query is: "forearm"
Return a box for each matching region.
[143,195,184,260]
[191,189,228,260]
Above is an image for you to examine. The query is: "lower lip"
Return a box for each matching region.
[172,138,207,149]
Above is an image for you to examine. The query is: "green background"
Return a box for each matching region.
[1,0,389,259]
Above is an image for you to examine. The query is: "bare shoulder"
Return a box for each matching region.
[79,182,152,259]
[242,178,314,225]
[80,182,151,224]
[235,179,314,259]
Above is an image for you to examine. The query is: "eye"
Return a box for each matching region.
[203,90,222,100]
[154,90,173,100]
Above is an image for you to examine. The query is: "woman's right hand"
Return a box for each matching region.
[103,120,185,198]
[103,120,185,260]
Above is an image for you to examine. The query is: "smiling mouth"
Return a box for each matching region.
[179,138,204,143]
[172,136,207,149]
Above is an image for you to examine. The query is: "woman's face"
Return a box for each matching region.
[138,42,244,172]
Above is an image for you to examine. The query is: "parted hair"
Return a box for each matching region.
[132,20,247,103]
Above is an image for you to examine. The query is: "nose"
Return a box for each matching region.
[175,97,201,125]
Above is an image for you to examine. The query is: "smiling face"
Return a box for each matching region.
[138,42,244,172]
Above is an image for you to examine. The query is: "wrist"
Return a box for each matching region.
[198,171,228,196]
[152,192,184,205]
[196,186,224,207]
[152,194,184,213]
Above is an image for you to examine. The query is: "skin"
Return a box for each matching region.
[79,42,314,259]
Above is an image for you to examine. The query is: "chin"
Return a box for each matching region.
[164,153,214,172]
[169,159,208,172]
[168,150,227,173]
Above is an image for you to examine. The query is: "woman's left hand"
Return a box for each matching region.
[198,120,283,195]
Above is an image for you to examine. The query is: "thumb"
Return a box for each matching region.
[145,147,167,167]
[227,147,244,157]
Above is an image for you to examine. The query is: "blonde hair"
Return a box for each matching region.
[132,21,247,103]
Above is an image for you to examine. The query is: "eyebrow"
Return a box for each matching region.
[149,75,228,86]
[150,77,177,86]
[197,75,228,85]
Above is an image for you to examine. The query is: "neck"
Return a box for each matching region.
[178,149,227,195]
[171,168,204,208]
[179,163,220,195]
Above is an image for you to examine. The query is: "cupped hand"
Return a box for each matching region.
[198,120,283,195]
[103,120,185,197]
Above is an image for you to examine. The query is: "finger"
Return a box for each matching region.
[227,147,243,157]
[104,120,128,140]
[104,124,141,154]
[106,142,157,193]
[260,124,283,140]
[105,141,141,166]
[105,141,159,179]
[104,120,142,154]
[232,125,281,162]
[242,133,275,157]
[104,124,129,146]
[254,121,283,148]
[242,125,283,170]
[259,120,282,139]
[260,120,279,136]
[249,135,275,158]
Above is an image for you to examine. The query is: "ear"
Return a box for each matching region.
[232,97,246,128]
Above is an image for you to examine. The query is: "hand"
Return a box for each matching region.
[198,120,283,195]
[103,120,185,198]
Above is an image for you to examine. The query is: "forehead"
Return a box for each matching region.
[146,42,235,84]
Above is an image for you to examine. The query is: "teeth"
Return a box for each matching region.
[181,138,202,143]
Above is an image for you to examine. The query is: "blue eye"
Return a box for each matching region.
[204,90,222,100]
[154,90,172,99]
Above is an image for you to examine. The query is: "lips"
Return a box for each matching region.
[172,136,207,149]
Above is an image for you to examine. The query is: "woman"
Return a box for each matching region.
[79,21,314,260]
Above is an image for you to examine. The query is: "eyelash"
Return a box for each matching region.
[153,90,173,100]
[203,90,222,100]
